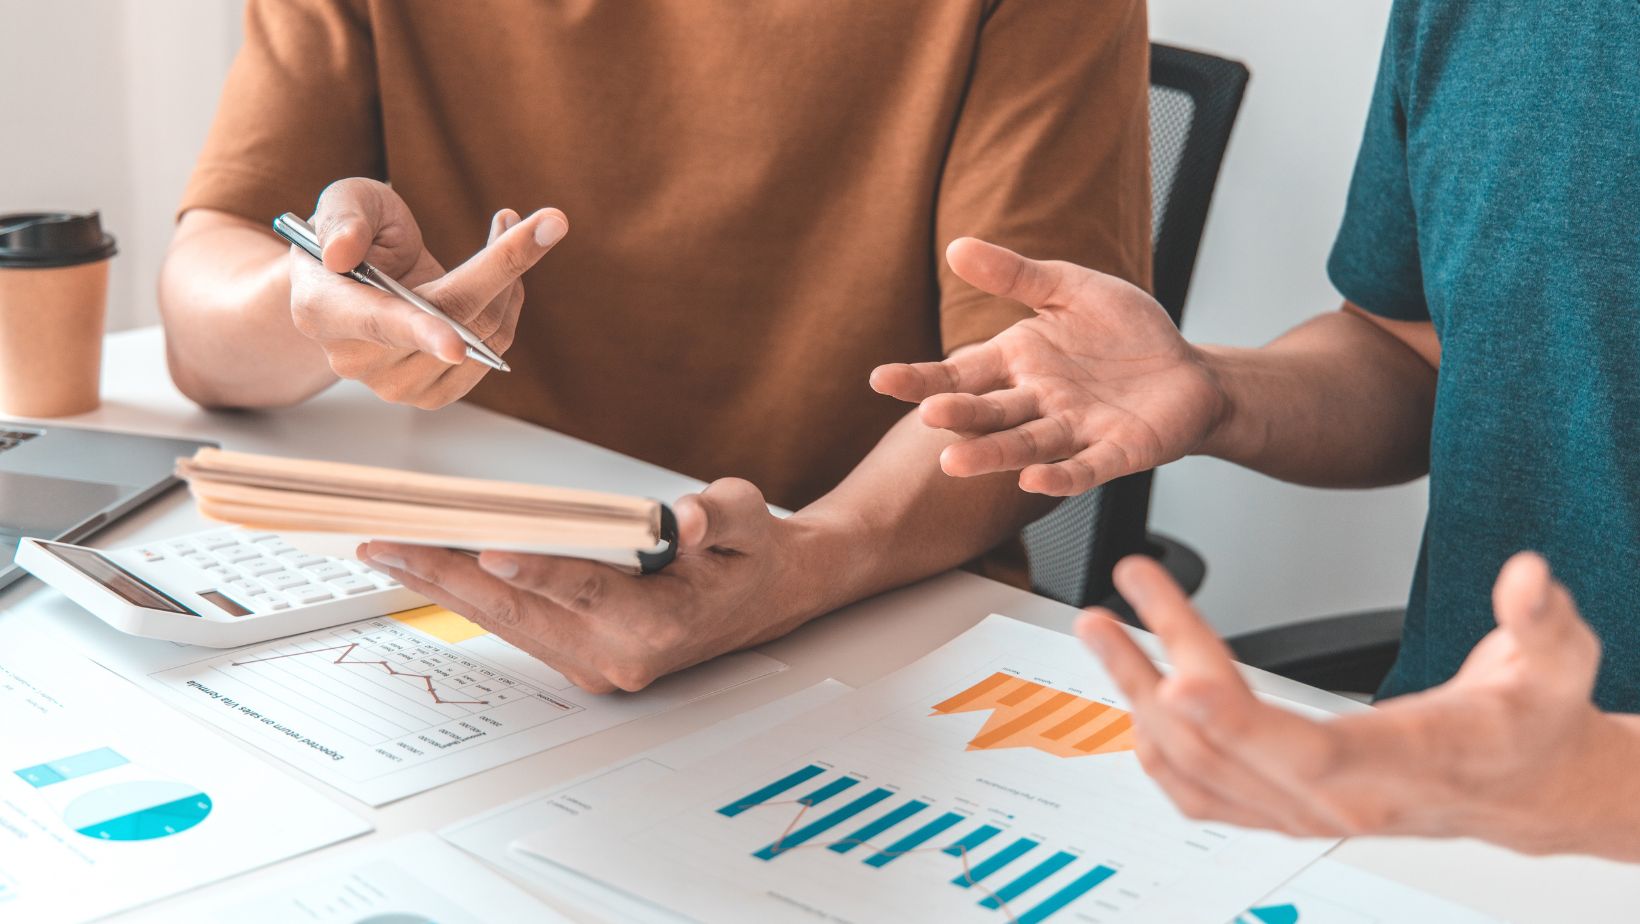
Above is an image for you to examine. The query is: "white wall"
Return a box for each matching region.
[0,0,1427,634]
[0,1,239,331]
[1147,0,1429,634]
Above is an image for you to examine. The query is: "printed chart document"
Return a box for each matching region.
[515,615,1339,924]
[150,833,568,924]
[27,594,785,805]
[443,679,852,898]
[0,629,369,923]
[1232,859,1502,924]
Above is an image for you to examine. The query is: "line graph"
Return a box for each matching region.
[173,618,583,754]
[232,643,491,706]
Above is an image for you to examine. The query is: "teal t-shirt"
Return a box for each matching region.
[1327,2,1640,709]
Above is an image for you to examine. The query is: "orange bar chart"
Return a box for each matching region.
[931,672,1135,758]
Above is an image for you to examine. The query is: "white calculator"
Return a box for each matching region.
[15,527,426,647]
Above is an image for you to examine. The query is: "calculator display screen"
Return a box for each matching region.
[41,543,195,615]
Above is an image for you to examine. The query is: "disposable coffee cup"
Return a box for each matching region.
[0,212,117,417]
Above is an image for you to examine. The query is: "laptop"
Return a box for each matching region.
[0,421,216,590]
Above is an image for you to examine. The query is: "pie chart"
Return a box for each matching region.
[15,746,213,841]
[62,779,213,840]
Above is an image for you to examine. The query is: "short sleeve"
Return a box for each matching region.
[936,0,1152,353]
[177,0,383,224]
[1326,12,1429,322]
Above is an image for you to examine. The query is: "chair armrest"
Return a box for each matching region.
[1226,608,1404,696]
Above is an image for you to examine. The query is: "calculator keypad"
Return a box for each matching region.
[147,529,402,616]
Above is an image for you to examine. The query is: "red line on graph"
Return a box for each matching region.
[230,643,491,706]
[735,798,1021,923]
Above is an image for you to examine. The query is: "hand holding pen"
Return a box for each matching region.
[280,177,568,410]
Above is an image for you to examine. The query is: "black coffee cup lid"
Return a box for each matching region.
[0,212,118,269]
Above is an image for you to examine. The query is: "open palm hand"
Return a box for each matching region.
[872,238,1225,496]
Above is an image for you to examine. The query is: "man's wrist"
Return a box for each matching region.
[1192,344,1267,464]
[761,506,875,636]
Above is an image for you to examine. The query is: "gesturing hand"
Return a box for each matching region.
[1080,552,1636,858]
[289,177,568,409]
[871,238,1225,496]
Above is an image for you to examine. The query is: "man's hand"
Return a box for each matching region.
[356,479,826,693]
[870,238,1225,496]
[1080,552,1640,859]
[290,177,568,409]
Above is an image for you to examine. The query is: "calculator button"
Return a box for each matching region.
[375,576,402,589]
[216,545,263,564]
[184,553,215,568]
[263,571,308,590]
[284,553,327,569]
[137,548,164,562]
[203,564,235,579]
[165,540,199,555]
[302,561,352,581]
[327,574,376,595]
[239,558,286,577]
[250,593,289,612]
[248,534,282,544]
[198,533,239,550]
[288,585,335,605]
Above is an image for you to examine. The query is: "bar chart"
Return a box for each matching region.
[719,763,1119,923]
[932,672,1135,758]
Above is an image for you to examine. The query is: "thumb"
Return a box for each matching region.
[313,177,391,273]
[673,478,769,553]
[1492,551,1600,679]
[946,237,1081,311]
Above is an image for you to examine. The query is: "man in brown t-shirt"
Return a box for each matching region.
[159,0,1150,692]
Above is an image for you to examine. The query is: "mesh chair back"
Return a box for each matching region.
[1024,44,1250,606]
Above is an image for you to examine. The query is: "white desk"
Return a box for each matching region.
[3,327,1634,922]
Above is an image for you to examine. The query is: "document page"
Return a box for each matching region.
[442,679,851,881]
[515,614,1338,924]
[0,628,369,923]
[1234,859,1501,924]
[28,596,785,805]
[149,833,568,924]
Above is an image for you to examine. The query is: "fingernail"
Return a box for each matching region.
[534,214,568,247]
[502,211,520,230]
[365,553,406,572]
[481,557,519,579]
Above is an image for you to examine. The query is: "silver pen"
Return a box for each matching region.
[273,212,510,372]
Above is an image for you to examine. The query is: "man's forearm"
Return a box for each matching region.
[159,210,336,408]
[783,409,1057,619]
[1198,308,1438,488]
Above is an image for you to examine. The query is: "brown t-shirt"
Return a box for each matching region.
[181,0,1151,585]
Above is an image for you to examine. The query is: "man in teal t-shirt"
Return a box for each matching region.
[872,2,1640,856]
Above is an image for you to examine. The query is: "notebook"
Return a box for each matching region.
[176,448,677,572]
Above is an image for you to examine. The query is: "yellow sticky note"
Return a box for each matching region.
[388,605,488,644]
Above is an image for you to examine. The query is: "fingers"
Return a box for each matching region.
[672,478,770,551]
[1112,556,1241,681]
[919,388,1038,434]
[475,551,631,616]
[940,417,1074,478]
[1077,610,1162,709]
[1018,440,1136,496]
[945,237,1085,311]
[423,207,568,324]
[1491,551,1600,684]
[870,347,1008,403]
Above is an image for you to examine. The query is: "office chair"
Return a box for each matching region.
[1023,44,1249,610]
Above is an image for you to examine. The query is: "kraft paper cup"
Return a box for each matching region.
[0,212,117,418]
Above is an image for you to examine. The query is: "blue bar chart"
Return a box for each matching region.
[717,765,1119,923]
